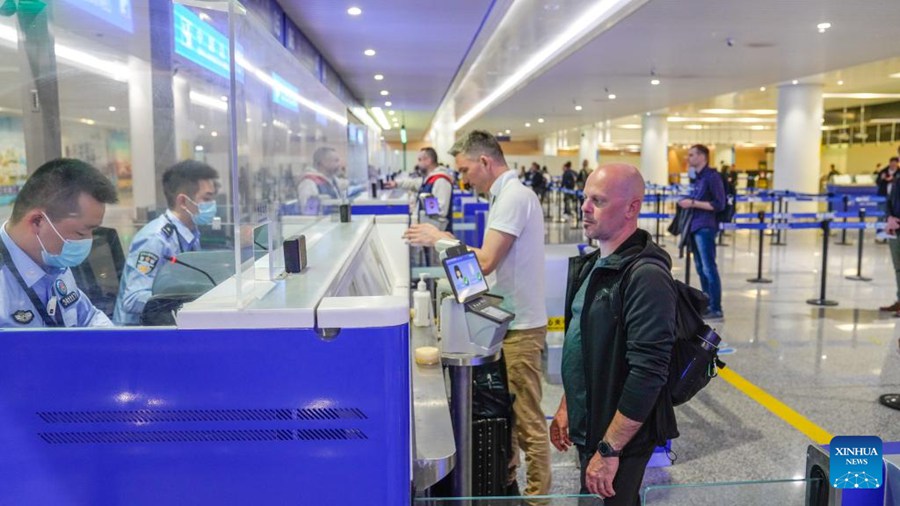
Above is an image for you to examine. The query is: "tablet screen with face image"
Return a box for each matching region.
[442,251,488,303]
[420,194,440,216]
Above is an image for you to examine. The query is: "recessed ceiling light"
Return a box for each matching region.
[608,94,616,100]
[525,122,531,127]
[388,110,395,115]
[497,132,503,136]
[380,90,389,96]
[505,129,511,134]
[195,145,204,152]
[108,106,116,112]
[575,105,583,111]
[347,6,362,16]
[817,22,831,33]
[537,118,545,123]
[211,131,218,137]
[650,79,660,86]
[384,101,392,107]
[792,80,799,85]
[374,74,384,81]
[750,125,767,131]
[837,80,844,85]
[246,118,252,123]
[199,124,205,129]
[364,49,376,56]
[760,86,766,91]
[220,95,228,102]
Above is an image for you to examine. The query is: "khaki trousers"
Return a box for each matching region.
[504,326,551,495]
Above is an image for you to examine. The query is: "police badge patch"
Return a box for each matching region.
[60,290,80,308]
[136,251,160,275]
[55,279,68,296]
[12,310,34,324]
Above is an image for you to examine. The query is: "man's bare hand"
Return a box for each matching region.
[403,223,448,247]
[549,404,572,452]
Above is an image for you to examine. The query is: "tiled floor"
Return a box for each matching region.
[516,202,900,502]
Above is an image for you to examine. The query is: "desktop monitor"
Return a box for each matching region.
[442,251,488,304]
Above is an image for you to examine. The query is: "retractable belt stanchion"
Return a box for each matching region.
[655,192,662,244]
[836,195,851,245]
[557,188,565,223]
[807,219,839,306]
[772,194,788,246]
[684,240,692,285]
[747,210,772,284]
[845,208,872,282]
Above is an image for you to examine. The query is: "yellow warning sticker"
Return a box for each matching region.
[547,316,565,332]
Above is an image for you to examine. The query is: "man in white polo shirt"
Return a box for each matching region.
[404,130,549,495]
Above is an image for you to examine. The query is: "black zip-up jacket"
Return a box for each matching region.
[564,229,679,455]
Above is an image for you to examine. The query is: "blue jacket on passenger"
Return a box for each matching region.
[113,211,200,325]
[687,166,726,233]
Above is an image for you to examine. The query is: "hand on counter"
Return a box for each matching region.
[403,223,452,247]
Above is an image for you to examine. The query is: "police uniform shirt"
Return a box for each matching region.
[113,210,200,325]
[0,224,112,328]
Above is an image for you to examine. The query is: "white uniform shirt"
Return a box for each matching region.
[486,169,547,330]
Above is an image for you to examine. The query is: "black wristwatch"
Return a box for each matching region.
[597,440,620,458]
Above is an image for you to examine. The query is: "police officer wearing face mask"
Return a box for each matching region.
[0,158,118,328]
[113,160,219,325]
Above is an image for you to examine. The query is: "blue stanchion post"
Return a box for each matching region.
[655,192,662,245]
[807,219,839,306]
[846,208,871,282]
[748,211,772,283]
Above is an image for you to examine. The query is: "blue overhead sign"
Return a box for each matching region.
[271,72,299,111]
[174,3,231,80]
[61,0,133,32]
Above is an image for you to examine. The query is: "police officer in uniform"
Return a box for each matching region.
[0,158,118,328]
[113,160,219,325]
[297,146,347,214]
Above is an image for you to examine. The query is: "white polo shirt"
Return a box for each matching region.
[486,169,547,330]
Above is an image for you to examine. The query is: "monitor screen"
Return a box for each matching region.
[442,252,488,303]
[423,196,440,216]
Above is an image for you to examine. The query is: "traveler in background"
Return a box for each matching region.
[577,159,591,189]
[551,163,677,506]
[561,161,577,215]
[297,147,347,213]
[0,158,118,328]
[403,130,550,495]
[877,157,898,199]
[114,161,219,325]
[880,157,900,314]
[386,147,454,231]
[678,144,726,319]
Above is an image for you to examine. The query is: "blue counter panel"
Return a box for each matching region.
[0,325,410,505]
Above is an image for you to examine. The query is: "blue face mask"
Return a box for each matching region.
[186,197,217,226]
[37,212,93,268]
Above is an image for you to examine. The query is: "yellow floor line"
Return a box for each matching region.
[718,367,833,445]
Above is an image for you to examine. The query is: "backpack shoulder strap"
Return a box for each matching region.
[617,256,672,315]
[425,173,453,186]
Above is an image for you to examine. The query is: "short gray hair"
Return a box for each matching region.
[448,130,506,164]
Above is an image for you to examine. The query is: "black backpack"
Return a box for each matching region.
[621,258,726,406]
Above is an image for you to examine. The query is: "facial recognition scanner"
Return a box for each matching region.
[439,250,514,355]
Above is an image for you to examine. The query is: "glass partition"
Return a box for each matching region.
[0,0,380,328]
[641,477,824,505]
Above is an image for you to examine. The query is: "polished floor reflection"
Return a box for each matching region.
[534,213,900,499]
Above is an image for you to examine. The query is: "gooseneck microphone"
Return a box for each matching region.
[164,255,217,286]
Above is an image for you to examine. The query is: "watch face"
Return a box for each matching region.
[598,441,617,457]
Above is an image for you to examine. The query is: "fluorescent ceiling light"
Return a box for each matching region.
[190,91,228,112]
[374,74,384,80]
[380,90,389,96]
[668,116,775,124]
[684,124,703,130]
[749,125,767,130]
[650,79,660,86]
[235,53,347,125]
[699,108,777,115]
[349,106,382,133]
[370,107,392,130]
[823,93,900,99]
[617,124,642,129]
[79,118,96,125]
[453,0,640,130]
[364,49,376,56]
